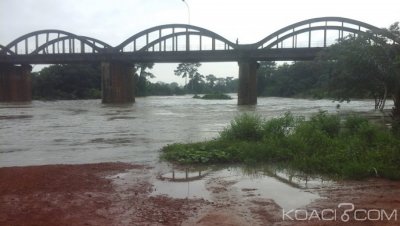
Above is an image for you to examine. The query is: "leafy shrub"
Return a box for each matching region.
[201,93,232,100]
[161,111,400,180]
[161,141,232,164]
[308,111,341,137]
[262,112,302,138]
[220,113,264,141]
[344,115,369,134]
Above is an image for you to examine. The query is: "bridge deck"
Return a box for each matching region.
[0,48,323,64]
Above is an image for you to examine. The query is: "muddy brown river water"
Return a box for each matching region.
[0,95,396,225]
[0,95,384,167]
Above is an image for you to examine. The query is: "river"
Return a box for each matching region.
[0,95,389,167]
[1,95,394,213]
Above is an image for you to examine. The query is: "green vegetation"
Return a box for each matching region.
[193,93,232,100]
[202,93,232,100]
[320,29,400,111]
[31,63,237,100]
[257,61,329,99]
[174,62,204,93]
[257,22,400,115]
[255,22,400,131]
[174,63,238,94]
[161,112,400,180]
[32,64,102,100]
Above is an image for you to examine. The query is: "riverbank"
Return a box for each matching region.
[162,112,400,180]
[1,162,400,225]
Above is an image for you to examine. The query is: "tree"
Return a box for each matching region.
[206,74,217,88]
[187,73,205,93]
[384,22,400,121]
[136,63,155,79]
[174,62,202,92]
[320,29,399,111]
[32,64,101,100]
[257,61,276,96]
[257,61,327,98]
[224,77,238,93]
[134,63,155,96]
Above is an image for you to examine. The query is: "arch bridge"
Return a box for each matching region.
[0,17,396,104]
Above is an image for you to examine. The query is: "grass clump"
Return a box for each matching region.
[220,113,264,141]
[161,111,400,180]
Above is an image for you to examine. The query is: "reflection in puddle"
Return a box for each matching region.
[238,164,334,189]
[158,168,212,182]
[152,165,327,210]
[152,178,211,200]
[152,167,212,200]
[230,169,321,210]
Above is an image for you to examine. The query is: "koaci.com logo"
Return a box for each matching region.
[283,203,398,222]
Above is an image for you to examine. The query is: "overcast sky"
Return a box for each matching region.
[1,0,399,84]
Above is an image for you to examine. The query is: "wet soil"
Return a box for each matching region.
[0,163,205,226]
[1,163,399,225]
[296,179,400,226]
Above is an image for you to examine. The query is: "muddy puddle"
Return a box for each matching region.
[149,165,329,211]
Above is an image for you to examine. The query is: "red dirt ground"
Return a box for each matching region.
[295,179,400,226]
[0,163,205,226]
[1,162,400,225]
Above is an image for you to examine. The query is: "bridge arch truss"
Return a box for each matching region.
[255,17,398,50]
[0,17,397,64]
[0,30,112,56]
[116,24,237,53]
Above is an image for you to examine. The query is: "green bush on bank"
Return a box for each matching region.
[161,111,400,180]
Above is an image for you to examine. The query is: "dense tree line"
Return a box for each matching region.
[258,22,400,112]
[257,61,329,99]
[173,62,238,94]
[32,64,102,100]
[31,63,237,100]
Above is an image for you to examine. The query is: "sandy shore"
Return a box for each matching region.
[1,162,399,225]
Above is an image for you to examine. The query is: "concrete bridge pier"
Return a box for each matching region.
[238,60,258,105]
[101,61,135,104]
[0,64,32,102]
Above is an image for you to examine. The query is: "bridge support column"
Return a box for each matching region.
[101,62,135,104]
[238,60,258,105]
[0,64,32,102]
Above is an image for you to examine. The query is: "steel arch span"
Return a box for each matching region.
[254,17,399,50]
[115,24,237,53]
[0,44,15,55]
[0,30,112,56]
[0,17,397,64]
